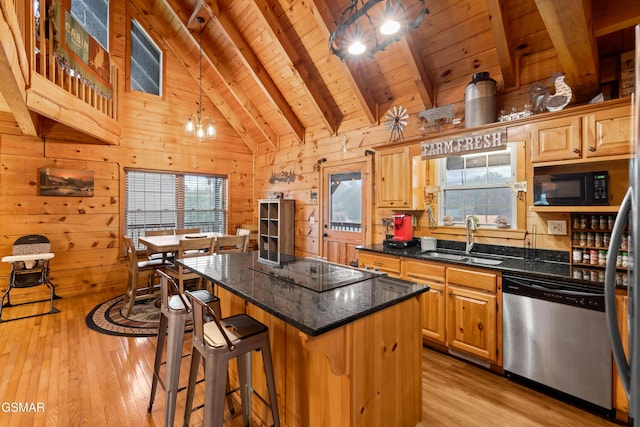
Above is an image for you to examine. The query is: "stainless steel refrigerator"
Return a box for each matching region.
[605,24,640,426]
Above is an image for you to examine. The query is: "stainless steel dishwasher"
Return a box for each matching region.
[502,275,614,416]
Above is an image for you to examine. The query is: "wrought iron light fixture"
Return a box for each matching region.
[185,16,216,140]
[329,0,428,60]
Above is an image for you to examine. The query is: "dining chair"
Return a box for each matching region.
[165,237,214,293]
[214,235,248,254]
[176,228,201,235]
[144,229,176,262]
[122,237,165,317]
[237,224,258,251]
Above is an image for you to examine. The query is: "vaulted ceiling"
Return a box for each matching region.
[130,0,640,149]
[2,0,640,149]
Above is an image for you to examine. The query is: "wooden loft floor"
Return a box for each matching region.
[0,290,619,427]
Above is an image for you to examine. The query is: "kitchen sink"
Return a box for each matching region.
[419,251,503,266]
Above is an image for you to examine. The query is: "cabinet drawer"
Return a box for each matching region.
[403,259,446,283]
[358,252,401,277]
[446,267,497,292]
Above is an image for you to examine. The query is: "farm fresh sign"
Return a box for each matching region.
[421,127,507,160]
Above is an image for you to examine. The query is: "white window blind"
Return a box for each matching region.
[130,19,162,96]
[125,170,228,247]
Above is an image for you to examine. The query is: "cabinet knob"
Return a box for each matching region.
[588,146,596,152]
[448,291,452,297]
[572,148,580,154]
[322,233,328,237]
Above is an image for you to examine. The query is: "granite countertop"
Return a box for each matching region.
[178,252,429,336]
[358,242,613,289]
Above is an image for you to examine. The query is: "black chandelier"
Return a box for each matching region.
[329,0,428,60]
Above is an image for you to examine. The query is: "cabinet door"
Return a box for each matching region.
[530,116,582,162]
[404,259,446,344]
[358,252,402,278]
[447,286,496,362]
[376,146,410,208]
[584,105,633,158]
[421,283,446,344]
[614,294,629,415]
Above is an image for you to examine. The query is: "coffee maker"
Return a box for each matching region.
[384,213,418,248]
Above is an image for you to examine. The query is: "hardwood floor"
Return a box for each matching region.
[0,290,624,427]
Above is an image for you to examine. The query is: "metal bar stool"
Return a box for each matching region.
[184,291,280,427]
[148,271,228,427]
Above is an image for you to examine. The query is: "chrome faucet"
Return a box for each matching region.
[465,215,478,254]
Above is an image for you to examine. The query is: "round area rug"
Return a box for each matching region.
[85,294,161,337]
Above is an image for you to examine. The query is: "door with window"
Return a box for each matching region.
[321,161,370,265]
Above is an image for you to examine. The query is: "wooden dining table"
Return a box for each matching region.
[138,232,231,254]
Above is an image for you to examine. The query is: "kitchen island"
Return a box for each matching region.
[178,252,429,427]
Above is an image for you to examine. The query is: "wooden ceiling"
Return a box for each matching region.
[130,0,640,148]
[2,0,640,148]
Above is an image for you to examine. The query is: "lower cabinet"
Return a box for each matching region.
[403,259,446,344]
[401,257,501,365]
[358,251,402,278]
[614,293,629,418]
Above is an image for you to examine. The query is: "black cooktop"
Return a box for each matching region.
[250,257,379,292]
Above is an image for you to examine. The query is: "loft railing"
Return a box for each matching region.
[31,0,117,120]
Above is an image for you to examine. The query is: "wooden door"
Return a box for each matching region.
[321,161,370,265]
[446,286,497,362]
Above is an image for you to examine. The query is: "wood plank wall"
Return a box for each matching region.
[255,53,581,258]
[0,1,613,300]
[0,5,253,302]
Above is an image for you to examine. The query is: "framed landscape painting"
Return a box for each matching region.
[39,168,94,197]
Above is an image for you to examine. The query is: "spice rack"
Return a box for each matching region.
[570,213,629,285]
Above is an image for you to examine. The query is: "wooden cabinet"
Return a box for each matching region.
[445,267,499,363]
[613,293,629,418]
[583,104,633,158]
[375,146,411,208]
[358,250,502,365]
[358,251,401,278]
[530,116,582,163]
[375,147,426,210]
[258,199,295,263]
[403,259,446,344]
[530,103,632,164]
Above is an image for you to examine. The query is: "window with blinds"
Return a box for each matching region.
[124,170,228,246]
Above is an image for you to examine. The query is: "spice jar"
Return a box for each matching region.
[594,233,603,247]
[590,215,599,230]
[572,248,582,263]
[599,216,607,230]
[590,249,599,265]
[598,250,606,266]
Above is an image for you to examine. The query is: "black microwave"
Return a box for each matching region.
[533,171,609,206]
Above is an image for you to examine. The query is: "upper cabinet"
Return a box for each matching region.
[583,104,633,158]
[529,101,632,164]
[530,116,582,162]
[375,146,426,210]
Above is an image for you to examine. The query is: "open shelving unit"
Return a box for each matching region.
[258,199,295,264]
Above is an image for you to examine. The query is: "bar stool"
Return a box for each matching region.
[148,271,227,427]
[184,291,280,427]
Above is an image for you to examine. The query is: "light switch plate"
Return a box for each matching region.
[548,220,567,235]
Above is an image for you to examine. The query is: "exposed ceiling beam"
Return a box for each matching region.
[310,0,378,126]
[534,0,599,102]
[0,2,37,136]
[250,0,342,136]
[130,0,261,152]
[398,33,435,108]
[200,1,306,144]
[485,0,516,88]
[592,0,640,37]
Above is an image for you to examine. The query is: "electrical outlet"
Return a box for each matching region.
[548,220,567,235]
[309,216,316,224]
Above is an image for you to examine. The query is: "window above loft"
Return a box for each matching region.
[130,19,162,96]
[70,0,109,51]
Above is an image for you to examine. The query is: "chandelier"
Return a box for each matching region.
[185,16,216,140]
[329,0,428,60]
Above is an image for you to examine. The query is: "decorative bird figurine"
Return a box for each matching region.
[528,73,573,113]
